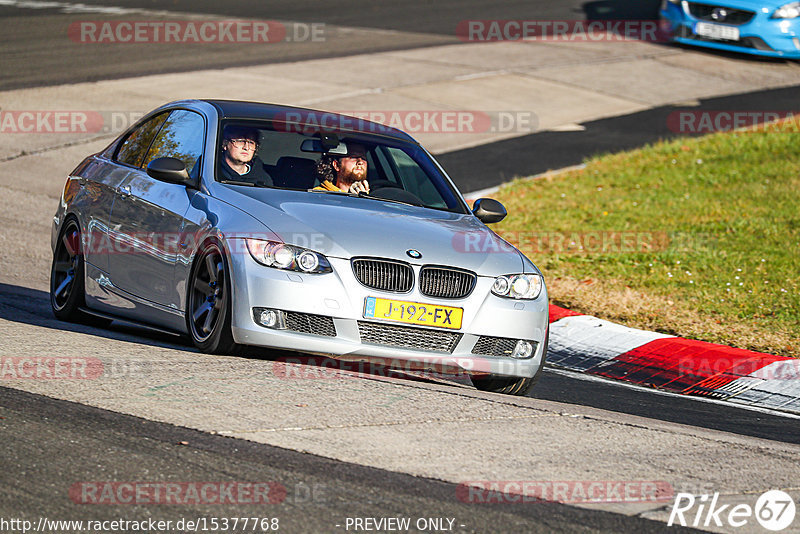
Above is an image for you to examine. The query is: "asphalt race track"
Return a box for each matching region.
[1,385,703,534]
[1,280,797,531]
[440,84,800,192]
[2,1,800,533]
[1,0,663,90]
[3,282,799,446]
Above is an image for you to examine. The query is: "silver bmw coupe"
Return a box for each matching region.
[50,99,548,395]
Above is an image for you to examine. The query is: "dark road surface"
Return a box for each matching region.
[0,0,662,91]
[0,385,703,534]
[1,3,798,531]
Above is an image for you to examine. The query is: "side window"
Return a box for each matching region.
[115,112,169,168]
[142,110,205,177]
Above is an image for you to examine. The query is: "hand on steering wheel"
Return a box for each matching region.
[346,180,370,195]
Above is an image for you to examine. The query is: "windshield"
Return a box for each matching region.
[216,120,468,213]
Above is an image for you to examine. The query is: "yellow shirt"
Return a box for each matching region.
[312,180,340,192]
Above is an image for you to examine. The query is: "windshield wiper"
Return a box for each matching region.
[309,188,421,207]
[221,179,273,188]
[307,189,427,208]
[307,188,353,195]
[362,195,422,208]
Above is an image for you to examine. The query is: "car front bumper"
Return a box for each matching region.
[661,2,800,59]
[226,245,549,379]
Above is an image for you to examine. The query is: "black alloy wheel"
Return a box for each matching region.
[187,241,237,354]
[50,219,112,327]
[51,220,83,318]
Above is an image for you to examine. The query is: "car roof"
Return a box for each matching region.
[201,99,417,144]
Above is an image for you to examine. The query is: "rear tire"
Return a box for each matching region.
[186,241,238,354]
[472,328,549,396]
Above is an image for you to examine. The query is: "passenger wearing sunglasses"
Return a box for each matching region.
[218,125,273,186]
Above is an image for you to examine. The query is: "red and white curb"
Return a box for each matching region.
[546,305,800,415]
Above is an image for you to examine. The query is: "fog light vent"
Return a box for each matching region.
[253,307,286,329]
[512,340,534,359]
[472,336,537,359]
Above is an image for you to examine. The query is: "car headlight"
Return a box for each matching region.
[491,274,543,300]
[773,2,800,18]
[245,239,332,274]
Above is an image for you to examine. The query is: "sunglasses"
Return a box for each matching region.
[228,138,258,149]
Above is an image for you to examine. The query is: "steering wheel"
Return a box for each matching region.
[367,180,424,206]
[368,180,401,190]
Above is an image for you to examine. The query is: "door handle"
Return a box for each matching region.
[118,185,132,198]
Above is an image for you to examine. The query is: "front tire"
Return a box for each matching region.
[51,219,85,321]
[472,328,549,396]
[50,218,110,328]
[472,374,536,396]
[187,241,238,354]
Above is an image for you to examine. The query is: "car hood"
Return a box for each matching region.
[697,0,786,10]
[217,187,525,276]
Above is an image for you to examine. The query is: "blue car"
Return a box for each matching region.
[660,0,800,58]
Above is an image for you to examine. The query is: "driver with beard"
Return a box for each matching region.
[313,143,370,194]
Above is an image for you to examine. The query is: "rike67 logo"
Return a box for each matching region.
[668,490,796,531]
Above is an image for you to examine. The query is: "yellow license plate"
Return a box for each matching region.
[363,297,463,330]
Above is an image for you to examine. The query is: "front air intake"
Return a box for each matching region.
[351,258,414,293]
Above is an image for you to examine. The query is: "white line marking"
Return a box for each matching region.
[548,123,586,132]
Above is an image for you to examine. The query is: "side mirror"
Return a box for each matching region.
[472,198,507,224]
[146,157,193,186]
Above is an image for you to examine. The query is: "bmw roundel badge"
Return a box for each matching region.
[406,249,422,259]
